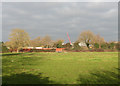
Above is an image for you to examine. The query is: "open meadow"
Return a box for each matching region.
[2,52,119,84]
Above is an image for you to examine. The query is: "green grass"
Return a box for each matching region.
[2,52,119,84]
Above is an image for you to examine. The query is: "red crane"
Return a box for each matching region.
[67,32,71,45]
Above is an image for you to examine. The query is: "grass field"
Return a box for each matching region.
[2,52,119,84]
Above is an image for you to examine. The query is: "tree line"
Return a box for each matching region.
[1,28,120,52]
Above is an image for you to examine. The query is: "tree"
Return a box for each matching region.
[78,30,95,48]
[63,43,72,49]
[116,42,120,50]
[101,43,108,49]
[9,28,30,52]
[73,42,81,50]
[93,34,105,48]
[53,40,64,48]
[0,42,9,53]
[41,35,53,48]
[108,42,115,49]
[30,36,42,47]
[94,43,99,49]
[0,42,3,53]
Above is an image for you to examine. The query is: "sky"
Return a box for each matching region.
[0,2,1,42]
[2,2,118,43]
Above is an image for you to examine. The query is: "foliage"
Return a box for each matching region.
[41,35,53,48]
[4,29,118,51]
[4,41,11,48]
[78,30,95,48]
[0,42,9,53]
[101,43,108,49]
[53,40,64,48]
[73,42,81,50]
[93,34,105,48]
[94,43,99,49]
[63,43,72,49]
[2,46,9,53]
[30,49,56,52]
[30,37,42,47]
[108,42,115,49]
[0,42,2,52]
[9,28,30,50]
[115,42,120,50]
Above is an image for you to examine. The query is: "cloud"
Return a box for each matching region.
[2,0,119,2]
[0,3,2,42]
[2,2,118,42]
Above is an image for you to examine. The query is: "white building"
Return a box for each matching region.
[35,47,42,49]
[62,43,65,45]
[78,42,86,47]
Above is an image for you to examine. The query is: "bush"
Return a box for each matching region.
[53,40,63,48]
[56,44,63,48]
[108,43,115,49]
[2,46,9,53]
[116,42,120,51]
[101,43,108,49]
[30,49,56,52]
[0,42,9,53]
[73,42,82,50]
[95,49,104,52]
[94,43,99,49]
[63,43,72,49]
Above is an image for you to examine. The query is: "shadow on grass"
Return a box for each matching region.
[2,53,23,56]
[77,68,120,85]
[2,53,35,56]
[2,72,55,84]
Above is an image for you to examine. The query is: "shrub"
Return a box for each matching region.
[2,46,9,53]
[73,42,82,50]
[108,43,115,49]
[115,42,120,51]
[94,43,99,49]
[101,43,108,49]
[53,40,63,48]
[0,42,9,53]
[30,49,56,52]
[63,43,72,49]
[95,49,104,52]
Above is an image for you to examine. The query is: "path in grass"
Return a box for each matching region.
[2,52,119,84]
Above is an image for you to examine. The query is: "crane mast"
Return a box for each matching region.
[67,32,71,45]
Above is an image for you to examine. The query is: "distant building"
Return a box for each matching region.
[35,47,42,49]
[62,43,65,45]
[22,47,34,49]
[78,42,86,47]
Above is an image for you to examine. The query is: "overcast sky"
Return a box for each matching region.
[2,2,118,43]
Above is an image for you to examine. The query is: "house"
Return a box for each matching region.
[35,47,42,49]
[78,42,86,47]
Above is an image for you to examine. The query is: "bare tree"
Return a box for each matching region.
[30,36,41,47]
[9,28,30,52]
[41,35,52,48]
[94,34,105,48]
[78,30,95,48]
